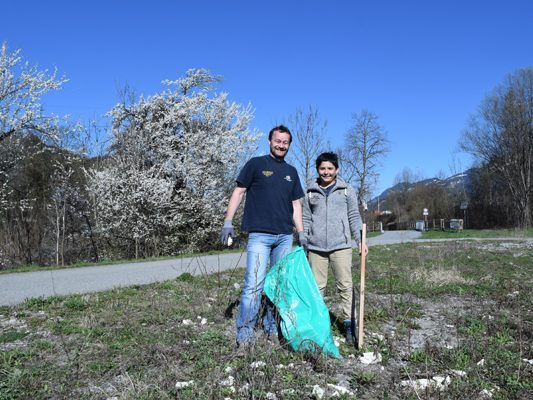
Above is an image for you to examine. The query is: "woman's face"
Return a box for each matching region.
[317,161,338,186]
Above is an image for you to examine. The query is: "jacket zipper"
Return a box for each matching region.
[325,190,328,248]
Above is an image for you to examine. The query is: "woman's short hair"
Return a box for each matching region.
[315,152,339,170]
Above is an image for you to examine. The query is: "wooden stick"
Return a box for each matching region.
[358,223,367,349]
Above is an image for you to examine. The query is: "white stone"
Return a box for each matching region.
[312,385,325,399]
[275,364,286,369]
[401,378,430,391]
[182,319,193,325]
[250,361,266,369]
[200,318,207,325]
[220,375,234,386]
[432,375,451,389]
[238,383,250,394]
[368,332,385,341]
[266,392,277,400]
[477,358,485,366]
[450,369,467,377]
[327,383,354,397]
[175,380,194,389]
[522,358,533,365]
[479,388,494,398]
[359,351,382,364]
[224,366,233,373]
[233,283,240,290]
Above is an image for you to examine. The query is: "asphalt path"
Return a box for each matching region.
[1,231,531,306]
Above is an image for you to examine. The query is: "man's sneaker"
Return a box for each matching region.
[344,320,356,345]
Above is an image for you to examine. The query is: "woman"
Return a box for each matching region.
[302,152,368,343]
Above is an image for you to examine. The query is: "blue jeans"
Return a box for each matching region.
[236,232,293,344]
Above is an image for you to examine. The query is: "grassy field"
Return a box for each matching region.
[420,228,533,239]
[1,240,532,399]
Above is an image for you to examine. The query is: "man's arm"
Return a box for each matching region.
[292,199,304,233]
[220,186,246,245]
[224,186,247,221]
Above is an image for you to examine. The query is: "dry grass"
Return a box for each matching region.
[1,240,532,399]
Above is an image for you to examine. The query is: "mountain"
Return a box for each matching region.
[369,169,474,212]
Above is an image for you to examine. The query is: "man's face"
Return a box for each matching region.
[268,130,291,160]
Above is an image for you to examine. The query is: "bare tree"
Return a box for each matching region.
[341,110,390,208]
[287,105,328,185]
[460,68,533,228]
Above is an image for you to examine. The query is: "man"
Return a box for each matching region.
[220,125,306,348]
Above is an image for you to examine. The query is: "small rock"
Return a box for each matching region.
[477,359,485,367]
[182,319,193,326]
[432,375,451,389]
[312,385,325,399]
[224,366,233,373]
[327,383,354,397]
[359,351,382,364]
[450,369,467,377]
[220,375,234,387]
[266,392,277,400]
[275,364,286,369]
[522,358,533,365]
[233,283,241,290]
[401,378,430,391]
[368,332,385,341]
[200,318,207,325]
[175,380,194,389]
[238,383,250,394]
[479,388,495,398]
[250,361,266,369]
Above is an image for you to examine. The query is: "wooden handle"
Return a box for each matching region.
[358,223,367,348]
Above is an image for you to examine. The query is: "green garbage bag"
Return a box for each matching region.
[264,246,340,358]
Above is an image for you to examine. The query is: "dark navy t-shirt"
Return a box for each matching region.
[237,155,304,234]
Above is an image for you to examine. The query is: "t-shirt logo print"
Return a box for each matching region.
[284,175,292,182]
[262,170,273,177]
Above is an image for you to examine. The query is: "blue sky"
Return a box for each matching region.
[3,1,532,196]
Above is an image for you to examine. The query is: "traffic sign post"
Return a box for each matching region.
[423,208,429,231]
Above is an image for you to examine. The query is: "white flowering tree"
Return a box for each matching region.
[0,43,69,268]
[89,69,258,256]
[0,42,67,143]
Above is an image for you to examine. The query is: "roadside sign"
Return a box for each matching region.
[423,208,429,216]
[460,202,468,210]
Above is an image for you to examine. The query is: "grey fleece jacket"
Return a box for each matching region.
[302,177,363,252]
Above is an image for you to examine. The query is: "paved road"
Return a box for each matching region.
[1,231,530,306]
[0,252,247,306]
[367,230,422,245]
